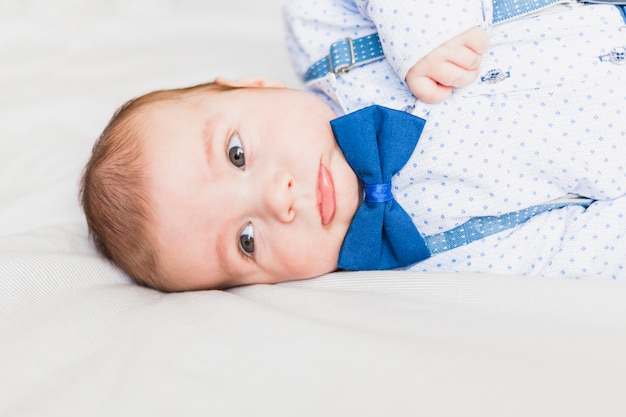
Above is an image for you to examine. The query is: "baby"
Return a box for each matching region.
[81,0,626,291]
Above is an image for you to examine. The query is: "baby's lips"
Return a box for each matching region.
[318,162,336,225]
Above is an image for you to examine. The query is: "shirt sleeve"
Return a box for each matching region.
[284,0,418,115]
[283,0,489,115]
[355,0,488,81]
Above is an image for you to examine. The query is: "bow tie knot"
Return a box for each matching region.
[330,105,430,270]
[364,182,393,203]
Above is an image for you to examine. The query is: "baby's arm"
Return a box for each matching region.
[405,26,490,104]
[284,0,489,113]
[359,0,487,88]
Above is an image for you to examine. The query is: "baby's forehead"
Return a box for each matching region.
[130,98,194,141]
[140,95,192,118]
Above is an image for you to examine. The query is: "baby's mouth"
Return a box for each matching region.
[318,162,336,225]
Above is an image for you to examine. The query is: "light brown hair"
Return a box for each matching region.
[80,81,236,291]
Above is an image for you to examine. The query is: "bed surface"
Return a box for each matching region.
[2,1,626,415]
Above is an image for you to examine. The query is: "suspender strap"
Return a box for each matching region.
[303,1,626,82]
[424,196,594,256]
[303,33,384,82]
[493,0,626,22]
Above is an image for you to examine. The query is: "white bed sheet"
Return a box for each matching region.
[2,1,626,416]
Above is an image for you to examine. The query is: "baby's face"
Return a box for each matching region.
[142,87,360,290]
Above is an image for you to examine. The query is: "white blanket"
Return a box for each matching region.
[2,1,626,415]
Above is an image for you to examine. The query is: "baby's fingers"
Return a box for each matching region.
[406,75,454,104]
[405,26,490,103]
[438,61,481,88]
[442,27,489,86]
[448,40,485,72]
[462,26,490,56]
[407,51,480,100]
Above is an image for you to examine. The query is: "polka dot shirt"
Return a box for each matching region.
[285,1,626,279]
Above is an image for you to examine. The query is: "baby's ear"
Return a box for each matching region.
[214,76,285,88]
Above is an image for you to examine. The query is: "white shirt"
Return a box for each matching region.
[285,1,626,279]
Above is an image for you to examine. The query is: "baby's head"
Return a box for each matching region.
[81,80,360,291]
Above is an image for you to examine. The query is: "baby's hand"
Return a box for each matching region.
[405,26,490,104]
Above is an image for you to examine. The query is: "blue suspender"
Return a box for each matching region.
[494,0,626,22]
[303,1,626,82]
[424,196,594,256]
[304,33,383,83]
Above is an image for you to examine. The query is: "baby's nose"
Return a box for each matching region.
[261,170,295,223]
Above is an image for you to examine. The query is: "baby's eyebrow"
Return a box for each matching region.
[202,120,217,169]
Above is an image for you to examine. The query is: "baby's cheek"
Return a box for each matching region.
[289,247,338,280]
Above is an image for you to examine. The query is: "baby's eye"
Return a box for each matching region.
[238,223,255,257]
[227,134,245,169]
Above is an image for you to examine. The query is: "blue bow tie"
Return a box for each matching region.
[330,105,430,270]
